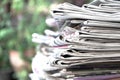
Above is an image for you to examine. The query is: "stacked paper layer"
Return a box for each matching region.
[31,0,120,80]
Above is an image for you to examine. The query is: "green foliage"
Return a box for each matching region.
[12,0,24,12]
[0,0,50,57]
[0,0,52,79]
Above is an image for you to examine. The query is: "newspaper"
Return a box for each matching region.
[31,0,120,80]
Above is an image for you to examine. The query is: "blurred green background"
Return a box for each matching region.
[0,0,92,80]
[0,0,54,80]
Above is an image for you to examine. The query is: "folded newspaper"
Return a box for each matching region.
[31,0,120,80]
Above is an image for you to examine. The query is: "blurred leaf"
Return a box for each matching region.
[1,0,9,5]
[0,28,14,40]
[12,0,24,12]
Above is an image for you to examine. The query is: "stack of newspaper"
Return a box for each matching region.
[30,0,120,80]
